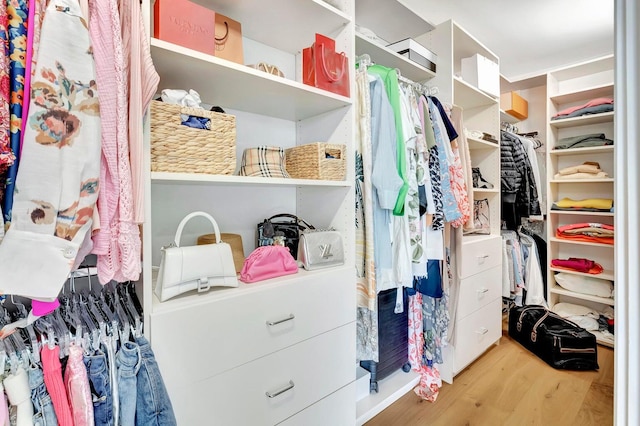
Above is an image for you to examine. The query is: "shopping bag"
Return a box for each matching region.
[153,0,216,55]
[303,33,350,97]
[214,13,244,64]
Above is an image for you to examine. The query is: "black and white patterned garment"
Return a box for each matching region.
[428,145,444,231]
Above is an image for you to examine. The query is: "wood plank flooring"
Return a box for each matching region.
[365,324,614,426]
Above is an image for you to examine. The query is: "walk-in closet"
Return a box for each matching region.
[0,0,637,425]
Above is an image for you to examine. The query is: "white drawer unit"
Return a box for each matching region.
[167,324,356,425]
[452,297,502,373]
[457,266,502,319]
[461,235,502,278]
[150,268,355,388]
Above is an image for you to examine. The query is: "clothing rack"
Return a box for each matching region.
[355,53,439,95]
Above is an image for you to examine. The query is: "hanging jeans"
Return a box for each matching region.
[28,366,58,426]
[116,341,140,426]
[84,350,114,426]
[135,336,176,426]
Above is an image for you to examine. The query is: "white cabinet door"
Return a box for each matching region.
[457,266,502,319]
[461,236,502,278]
[453,297,502,373]
[278,383,356,426]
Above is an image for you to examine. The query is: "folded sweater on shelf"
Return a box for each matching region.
[553,197,613,210]
[556,222,614,244]
[552,97,614,119]
[551,257,604,274]
[554,133,614,150]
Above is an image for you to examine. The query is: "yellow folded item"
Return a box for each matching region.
[555,197,613,210]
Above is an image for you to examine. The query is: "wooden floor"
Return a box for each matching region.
[365,324,614,426]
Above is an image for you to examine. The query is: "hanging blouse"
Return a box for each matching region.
[0,0,102,301]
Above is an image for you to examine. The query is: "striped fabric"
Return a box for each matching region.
[239,146,290,178]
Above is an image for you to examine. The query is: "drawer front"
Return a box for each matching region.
[150,267,355,388]
[277,383,356,426]
[453,297,502,373]
[169,323,356,426]
[461,236,502,278]
[457,266,502,319]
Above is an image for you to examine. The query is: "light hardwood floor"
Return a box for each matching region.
[365,324,614,426]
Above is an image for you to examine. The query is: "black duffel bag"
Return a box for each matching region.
[508,305,599,371]
[257,213,315,259]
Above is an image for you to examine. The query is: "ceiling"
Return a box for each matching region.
[400,0,615,81]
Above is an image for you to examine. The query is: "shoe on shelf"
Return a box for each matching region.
[472,167,494,189]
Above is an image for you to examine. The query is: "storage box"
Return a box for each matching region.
[285,143,346,181]
[386,38,437,73]
[461,53,499,98]
[150,101,236,175]
[153,0,216,55]
[501,91,529,120]
[356,366,371,401]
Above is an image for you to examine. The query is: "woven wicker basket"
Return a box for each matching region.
[285,143,346,180]
[150,101,236,174]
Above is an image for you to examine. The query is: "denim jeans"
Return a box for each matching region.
[84,350,114,426]
[116,341,140,426]
[135,336,177,426]
[28,366,58,426]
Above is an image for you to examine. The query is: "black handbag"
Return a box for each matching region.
[256,214,315,259]
[508,305,599,371]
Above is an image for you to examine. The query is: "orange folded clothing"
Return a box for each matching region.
[556,222,614,245]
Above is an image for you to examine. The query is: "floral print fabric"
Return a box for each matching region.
[2,0,28,224]
[0,0,14,181]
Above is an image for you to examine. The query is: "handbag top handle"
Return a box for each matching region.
[174,211,222,247]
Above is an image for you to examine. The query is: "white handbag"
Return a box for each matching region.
[155,211,238,302]
[297,229,344,270]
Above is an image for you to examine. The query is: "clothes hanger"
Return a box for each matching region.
[118,282,142,338]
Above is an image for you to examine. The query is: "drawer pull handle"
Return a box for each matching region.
[266,314,295,326]
[266,380,295,398]
[477,254,490,259]
[475,327,489,335]
[477,288,489,294]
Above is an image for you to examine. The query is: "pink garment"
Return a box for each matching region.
[18,0,36,153]
[89,0,120,258]
[31,299,59,316]
[41,346,74,426]
[29,0,48,76]
[120,0,160,225]
[408,293,424,370]
[448,146,471,228]
[552,97,614,118]
[64,345,94,426]
[0,0,14,174]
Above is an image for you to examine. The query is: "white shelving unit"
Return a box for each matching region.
[418,20,502,384]
[143,0,358,423]
[545,55,615,348]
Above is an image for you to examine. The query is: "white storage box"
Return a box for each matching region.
[461,53,499,98]
[356,365,371,401]
[386,38,437,72]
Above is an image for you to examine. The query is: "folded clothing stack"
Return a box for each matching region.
[551,97,614,120]
[555,222,614,245]
[551,197,613,212]
[554,133,614,150]
[553,161,608,180]
[551,257,604,274]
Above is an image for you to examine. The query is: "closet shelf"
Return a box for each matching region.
[453,76,499,109]
[150,265,354,314]
[548,210,614,217]
[549,178,614,184]
[356,369,420,426]
[550,267,615,281]
[191,0,352,54]
[549,285,615,306]
[150,172,352,188]
[462,233,500,244]
[472,187,499,193]
[500,109,520,124]
[466,136,499,150]
[549,83,614,105]
[591,330,615,348]
[548,111,614,129]
[549,146,614,156]
[549,237,614,248]
[150,38,352,121]
[355,34,436,83]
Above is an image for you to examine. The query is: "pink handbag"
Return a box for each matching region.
[239,245,298,283]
